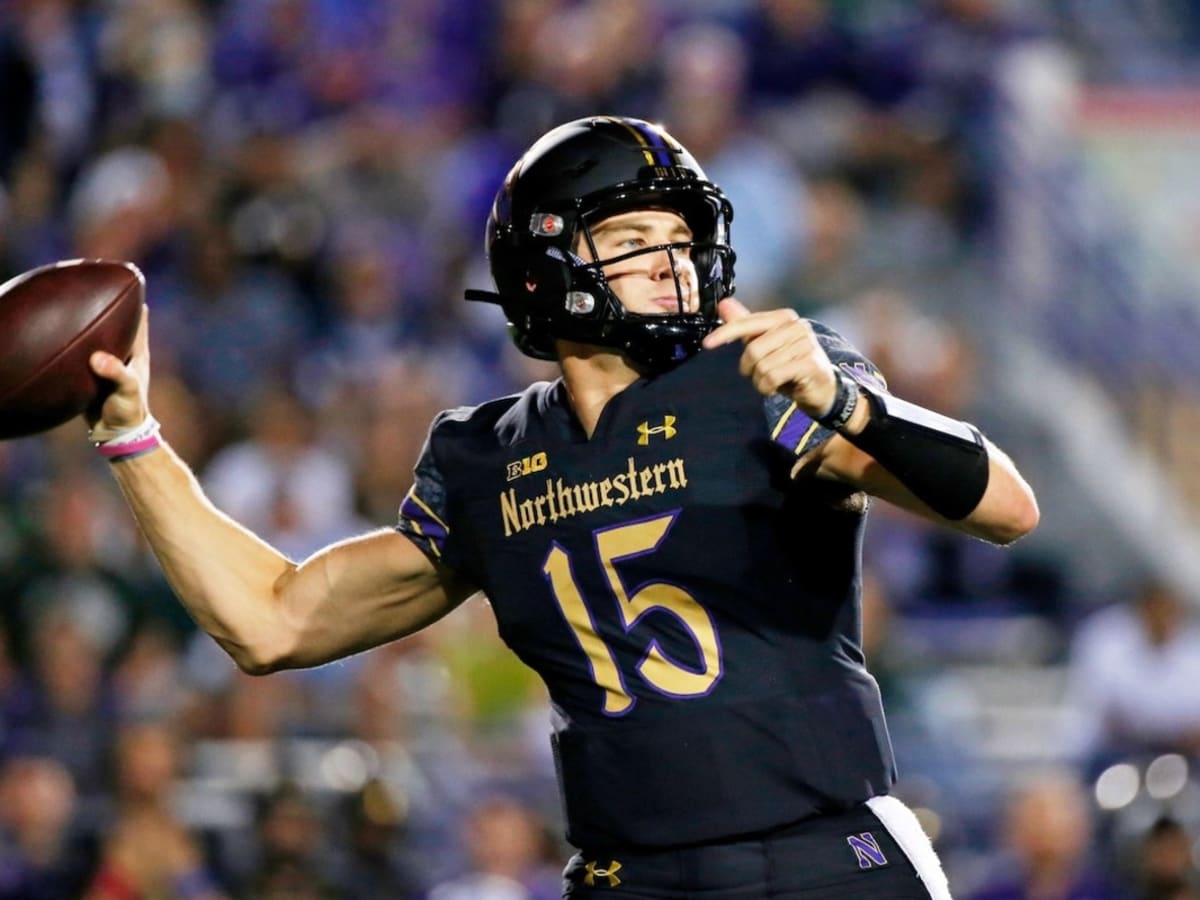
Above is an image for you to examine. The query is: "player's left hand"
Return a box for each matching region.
[702,298,838,417]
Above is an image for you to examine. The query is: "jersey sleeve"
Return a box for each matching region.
[763,321,887,457]
[396,409,462,566]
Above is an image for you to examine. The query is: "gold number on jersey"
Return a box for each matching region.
[542,511,722,714]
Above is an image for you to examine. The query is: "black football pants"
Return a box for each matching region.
[562,796,949,899]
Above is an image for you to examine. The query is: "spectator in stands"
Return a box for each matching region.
[112,623,189,723]
[738,0,865,106]
[1128,816,1199,900]
[1066,578,1200,763]
[428,793,562,900]
[485,0,661,149]
[333,778,425,899]
[657,21,809,301]
[236,781,338,900]
[85,720,226,899]
[201,382,365,561]
[0,599,120,802]
[0,755,94,899]
[167,223,309,422]
[67,146,177,269]
[968,771,1121,900]
[0,27,38,183]
[775,175,873,316]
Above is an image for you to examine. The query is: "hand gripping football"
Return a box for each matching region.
[0,259,144,439]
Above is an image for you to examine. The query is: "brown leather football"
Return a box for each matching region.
[0,259,144,439]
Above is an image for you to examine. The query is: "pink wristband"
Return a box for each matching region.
[94,415,162,461]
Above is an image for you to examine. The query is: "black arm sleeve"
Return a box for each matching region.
[846,386,990,521]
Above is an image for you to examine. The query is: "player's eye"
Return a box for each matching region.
[615,235,644,249]
[596,236,642,259]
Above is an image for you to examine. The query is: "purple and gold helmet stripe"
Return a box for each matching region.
[606,117,677,167]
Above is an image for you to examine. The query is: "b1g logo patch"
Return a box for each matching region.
[507,451,548,481]
[847,831,889,869]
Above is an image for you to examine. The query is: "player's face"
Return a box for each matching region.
[579,209,700,315]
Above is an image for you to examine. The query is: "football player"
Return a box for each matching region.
[90,116,1038,898]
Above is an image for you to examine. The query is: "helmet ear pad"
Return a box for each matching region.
[523,239,629,349]
[524,244,574,312]
[499,241,585,361]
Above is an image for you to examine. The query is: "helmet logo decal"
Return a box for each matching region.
[531,213,564,236]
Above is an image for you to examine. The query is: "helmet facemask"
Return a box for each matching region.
[522,185,736,370]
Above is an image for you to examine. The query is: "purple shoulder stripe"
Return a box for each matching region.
[398,490,448,558]
[773,406,819,453]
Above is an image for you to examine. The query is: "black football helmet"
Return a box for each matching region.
[466,116,736,370]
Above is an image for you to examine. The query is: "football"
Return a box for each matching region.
[0,259,144,439]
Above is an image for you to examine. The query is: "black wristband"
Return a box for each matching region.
[815,368,859,430]
[846,386,990,521]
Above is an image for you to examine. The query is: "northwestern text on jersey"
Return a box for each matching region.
[500,456,688,536]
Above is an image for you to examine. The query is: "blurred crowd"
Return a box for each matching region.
[3,0,1200,897]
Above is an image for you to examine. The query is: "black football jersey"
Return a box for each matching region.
[397,324,896,849]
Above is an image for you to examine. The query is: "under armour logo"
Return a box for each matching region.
[636,415,677,445]
[583,859,622,887]
[847,832,889,869]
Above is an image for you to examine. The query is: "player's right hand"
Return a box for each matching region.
[702,297,839,418]
[88,303,152,439]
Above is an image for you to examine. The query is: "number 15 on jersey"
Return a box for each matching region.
[541,510,723,715]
